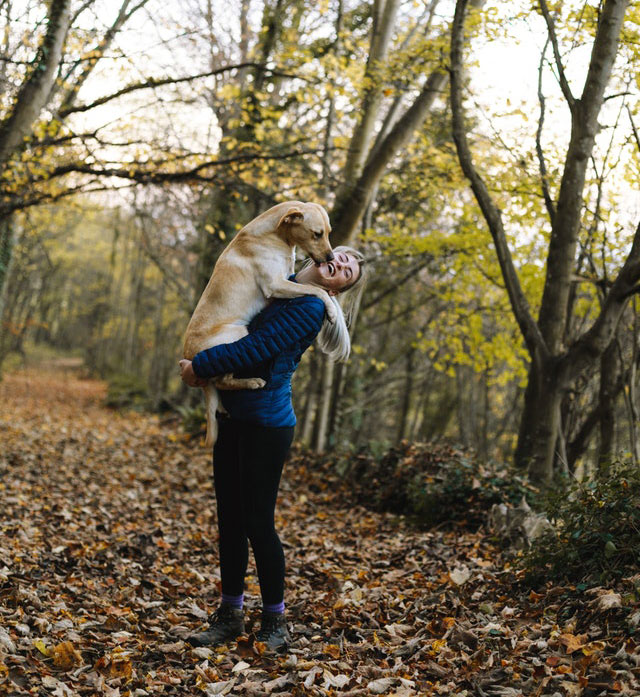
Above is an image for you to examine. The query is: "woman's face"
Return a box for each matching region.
[298,250,360,295]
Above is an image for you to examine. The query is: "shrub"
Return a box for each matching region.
[521,461,640,584]
[175,403,207,437]
[104,373,149,409]
[328,441,537,530]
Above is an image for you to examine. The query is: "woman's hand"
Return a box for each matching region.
[179,359,208,387]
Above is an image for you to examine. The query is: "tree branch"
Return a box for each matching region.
[536,37,556,224]
[28,146,328,188]
[565,219,640,381]
[58,62,314,118]
[538,0,575,110]
[58,0,152,114]
[628,105,640,152]
[449,0,548,361]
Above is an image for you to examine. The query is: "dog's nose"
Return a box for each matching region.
[325,252,334,262]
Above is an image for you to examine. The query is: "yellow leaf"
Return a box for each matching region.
[432,638,447,653]
[34,639,50,656]
[582,640,606,655]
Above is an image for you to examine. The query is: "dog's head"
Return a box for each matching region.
[277,204,333,265]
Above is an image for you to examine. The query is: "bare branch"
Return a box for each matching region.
[22,146,329,193]
[627,105,640,152]
[538,0,575,110]
[58,62,314,118]
[566,220,640,381]
[536,37,556,224]
[58,0,153,113]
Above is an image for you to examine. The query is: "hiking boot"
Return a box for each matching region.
[255,611,290,652]
[186,604,245,647]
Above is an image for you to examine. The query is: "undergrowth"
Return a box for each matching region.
[521,460,640,584]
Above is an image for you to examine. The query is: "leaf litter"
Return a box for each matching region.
[0,369,638,696]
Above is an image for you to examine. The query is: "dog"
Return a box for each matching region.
[183,201,336,448]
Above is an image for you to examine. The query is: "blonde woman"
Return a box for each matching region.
[179,246,366,652]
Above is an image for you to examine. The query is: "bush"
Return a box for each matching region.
[175,403,207,437]
[521,461,640,584]
[104,373,149,409]
[327,441,538,530]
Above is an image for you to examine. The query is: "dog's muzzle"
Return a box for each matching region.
[313,251,334,265]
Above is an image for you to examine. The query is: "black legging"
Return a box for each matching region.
[213,416,294,605]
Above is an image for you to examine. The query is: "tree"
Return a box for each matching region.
[450,0,637,484]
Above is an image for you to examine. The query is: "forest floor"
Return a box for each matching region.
[0,367,638,697]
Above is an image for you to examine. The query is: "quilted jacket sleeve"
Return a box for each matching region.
[191,296,325,378]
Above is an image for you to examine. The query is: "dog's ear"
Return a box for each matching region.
[279,208,305,227]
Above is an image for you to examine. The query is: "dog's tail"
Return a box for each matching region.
[203,383,219,449]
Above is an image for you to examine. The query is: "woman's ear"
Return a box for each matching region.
[327,289,338,297]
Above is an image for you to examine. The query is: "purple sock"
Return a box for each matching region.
[221,593,244,609]
[263,600,285,615]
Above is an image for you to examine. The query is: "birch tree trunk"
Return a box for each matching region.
[0,0,71,165]
[313,356,335,453]
[396,349,415,442]
[330,0,486,246]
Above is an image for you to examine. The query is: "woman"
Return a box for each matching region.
[179,246,366,652]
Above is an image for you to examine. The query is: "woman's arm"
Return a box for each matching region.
[190,296,325,380]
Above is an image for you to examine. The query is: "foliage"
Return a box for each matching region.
[175,402,207,438]
[327,441,538,530]
[104,372,149,410]
[521,461,640,584]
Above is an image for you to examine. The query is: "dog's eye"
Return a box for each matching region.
[313,231,323,239]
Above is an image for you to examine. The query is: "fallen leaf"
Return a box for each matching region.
[559,633,588,654]
[368,677,397,694]
[449,566,471,585]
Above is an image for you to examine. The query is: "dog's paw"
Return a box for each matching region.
[247,378,266,390]
[324,300,338,324]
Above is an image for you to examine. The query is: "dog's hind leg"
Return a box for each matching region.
[214,374,266,390]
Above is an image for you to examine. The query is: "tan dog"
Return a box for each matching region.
[183,201,336,447]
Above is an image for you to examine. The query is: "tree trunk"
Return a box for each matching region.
[330,0,486,246]
[0,0,71,164]
[396,349,414,442]
[332,0,400,212]
[300,351,319,445]
[0,215,15,333]
[598,340,618,467]
[313,356,334,453]
[626,303,640,465]
[327,362,345,445]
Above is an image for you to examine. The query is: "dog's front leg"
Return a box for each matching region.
[261,278,337,323]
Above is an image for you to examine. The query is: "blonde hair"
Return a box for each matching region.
[299,246,368,363]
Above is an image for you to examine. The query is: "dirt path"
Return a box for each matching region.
[0,370,637,696]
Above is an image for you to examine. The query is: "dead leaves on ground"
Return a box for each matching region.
[0,369,638,696]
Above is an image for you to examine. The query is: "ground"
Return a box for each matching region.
[0,368,638,696]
